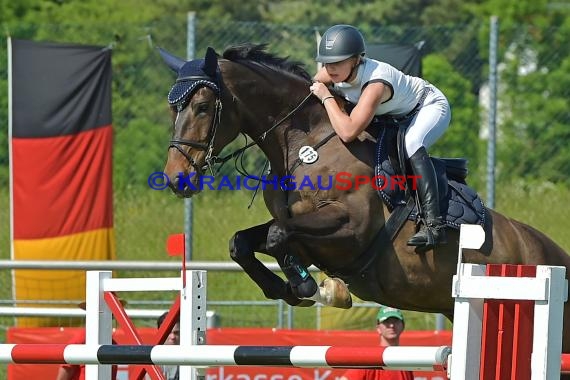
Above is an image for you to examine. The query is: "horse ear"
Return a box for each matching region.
[202,47,218,77]
[157,47,186,73]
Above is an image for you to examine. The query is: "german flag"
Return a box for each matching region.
[9,39,115,326]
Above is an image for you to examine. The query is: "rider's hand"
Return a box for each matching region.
[310,82,331,103]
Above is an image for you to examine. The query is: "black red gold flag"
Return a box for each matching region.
[9,38,115,326]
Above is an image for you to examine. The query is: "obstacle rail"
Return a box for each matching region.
[6,263,569,380]
[5,225,570,380]
[0,344,450,370]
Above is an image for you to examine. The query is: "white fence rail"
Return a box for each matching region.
[0,260,444,329]
[0,260,316,271]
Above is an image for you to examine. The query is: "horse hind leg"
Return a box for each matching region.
[229,221,311,307]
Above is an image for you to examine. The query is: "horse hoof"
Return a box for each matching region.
[283,282,316,307]
[319,277,352,309]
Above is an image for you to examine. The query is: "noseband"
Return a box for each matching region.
[168,75,222,174]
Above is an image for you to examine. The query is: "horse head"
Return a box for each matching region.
[160,44,317,197]
[159,47,240,196]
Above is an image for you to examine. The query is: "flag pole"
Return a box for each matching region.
[7,37,16,306]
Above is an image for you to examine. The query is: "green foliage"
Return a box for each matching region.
[259,0,476,29]
[0,0,568,190]
[468,0,561,29]
[1,181,570,329]
[496,24,570,184]
[423,54,483,188]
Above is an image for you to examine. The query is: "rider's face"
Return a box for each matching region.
[324,57,359,83]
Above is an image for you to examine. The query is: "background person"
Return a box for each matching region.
[340,307,414,380]
[156,311,180,380]
[55,301,119,380]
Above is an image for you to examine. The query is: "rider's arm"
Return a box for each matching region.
[323,82,387,143]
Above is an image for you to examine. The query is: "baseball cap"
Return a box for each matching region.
[376,307,404,323]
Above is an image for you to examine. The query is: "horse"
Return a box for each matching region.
[158,43,570,359]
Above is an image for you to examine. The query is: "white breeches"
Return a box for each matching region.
[404,85,451,157]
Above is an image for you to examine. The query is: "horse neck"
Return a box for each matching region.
[247,96,318,177]
[223,64,312,176]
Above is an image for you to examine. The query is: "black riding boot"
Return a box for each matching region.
[407,147,447,249]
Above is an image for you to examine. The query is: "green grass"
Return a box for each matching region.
[493,180,570,252]
[113,187,272,262]
[1,180,570,334]
[113,188,299,328]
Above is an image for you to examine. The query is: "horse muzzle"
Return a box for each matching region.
[166,170,203,198]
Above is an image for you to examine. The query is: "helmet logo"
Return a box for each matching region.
[325,35,336,50]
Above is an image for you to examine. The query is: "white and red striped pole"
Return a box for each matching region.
[0,344,450,370]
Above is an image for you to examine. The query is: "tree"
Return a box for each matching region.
[423,54,483,188]
[1,0,199,190]
[0,0,567,189]
[465,0,570,184]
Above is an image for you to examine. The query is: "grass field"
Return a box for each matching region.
[0,180,569,332]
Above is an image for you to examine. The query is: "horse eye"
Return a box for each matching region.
[196,103,209,114]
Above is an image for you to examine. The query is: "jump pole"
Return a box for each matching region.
[0,344,451,370]
[7,225,568,378]
[84,270,207,380]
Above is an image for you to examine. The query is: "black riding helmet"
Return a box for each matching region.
[316,25,366,64]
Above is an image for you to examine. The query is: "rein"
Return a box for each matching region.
[200,91,314,174]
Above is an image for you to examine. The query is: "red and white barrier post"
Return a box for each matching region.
[449,263,567,380]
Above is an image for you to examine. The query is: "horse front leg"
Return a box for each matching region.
[229,220,312,307]
[267,204,353,309]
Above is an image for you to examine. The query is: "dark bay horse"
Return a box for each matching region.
[159,44,570,355]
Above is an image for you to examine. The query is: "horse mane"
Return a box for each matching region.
[222,43,312,82]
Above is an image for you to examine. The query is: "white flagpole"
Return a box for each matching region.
[7,36,16,306]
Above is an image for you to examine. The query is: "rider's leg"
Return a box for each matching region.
[404,86,451,249]
[406,146,447,248]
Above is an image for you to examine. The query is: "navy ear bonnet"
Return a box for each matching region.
[159,46,220,105]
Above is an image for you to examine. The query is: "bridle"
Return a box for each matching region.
[168,75,222,175]
[169,73,314,176]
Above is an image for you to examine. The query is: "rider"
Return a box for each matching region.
[310,24,451,250]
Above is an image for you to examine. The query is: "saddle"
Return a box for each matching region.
[324,117,487,283]
[372,121,486,233]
